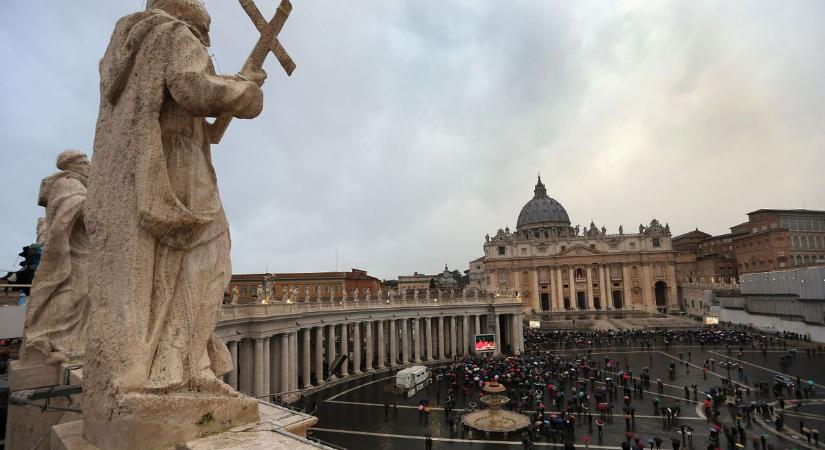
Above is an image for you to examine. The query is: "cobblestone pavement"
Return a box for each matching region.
[305,340,825,450]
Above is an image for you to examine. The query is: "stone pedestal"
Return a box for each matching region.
[82,393,260,450]
[52,401,321,450]
[5,360,83,450]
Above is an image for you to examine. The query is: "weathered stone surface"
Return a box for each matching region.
[82,0,265,447]
[24,150,90,365]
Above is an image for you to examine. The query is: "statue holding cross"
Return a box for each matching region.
[82,0,296,448]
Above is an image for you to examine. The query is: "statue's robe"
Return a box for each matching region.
[24,171,90,359]
[84,8,263,424]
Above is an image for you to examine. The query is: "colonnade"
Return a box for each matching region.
[223,312,525,400]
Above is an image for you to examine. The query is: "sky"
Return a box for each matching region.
[1,1,824,280]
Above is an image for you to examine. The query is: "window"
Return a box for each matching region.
[652,238,661,247]
[655,265,664,277]
[590,244,596,249]
[498,271,509,283]
[498,246,506,255]
[609,242,619,250]
[560,245,566,251]
[520,248,527,255]
[629,242,636,250]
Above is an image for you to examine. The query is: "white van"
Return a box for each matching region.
[396,366,429,393]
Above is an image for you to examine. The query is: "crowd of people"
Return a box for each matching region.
[405,325,821,450]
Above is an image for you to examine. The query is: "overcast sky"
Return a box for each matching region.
[1,1,824,279]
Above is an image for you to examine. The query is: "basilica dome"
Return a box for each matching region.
[516,177,571,230]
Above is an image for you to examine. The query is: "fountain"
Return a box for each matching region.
[462,381,530,433]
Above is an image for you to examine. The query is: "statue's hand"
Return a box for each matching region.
[245,69,267,87]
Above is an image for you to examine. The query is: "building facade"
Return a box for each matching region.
[730,209,825,274]
[673,229,737,284]
[228,269,381,304]
[397,266,460,293]
[479,177,679,313]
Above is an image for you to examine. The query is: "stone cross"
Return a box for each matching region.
[211,0,296,144]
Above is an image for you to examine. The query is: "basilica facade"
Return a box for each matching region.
[476,177,679,313]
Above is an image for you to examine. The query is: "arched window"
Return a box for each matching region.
[791,236,798,248]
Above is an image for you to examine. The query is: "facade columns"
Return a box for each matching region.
[269,335,279,395]
[389,320,398,367]
[339,324,348,377]
[365,321,374,372]
[641,263,653,308]
[254,338,265,398]
[622,264,633,309]
[599,265,609,310]
[438,316,445,359]
[279,333,289,397]
[568,267,576,309]
[326,325,336,380]
[532,268,541,311]
[585,265,594,310]
[352,322,362,375]
[227,340,238,390]
[314,327,324,386]
[401,318,409,364]
[556,267,565,310]
[473,315,480,340]
[302,328,312,388]
[376,320,385,369]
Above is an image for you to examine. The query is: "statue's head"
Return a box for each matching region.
[56,150,90,178]
[147,0,211,47]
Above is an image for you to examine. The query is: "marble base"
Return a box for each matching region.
[82,393,260,450]
[52,401,321,450]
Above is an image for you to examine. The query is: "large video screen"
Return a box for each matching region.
[474,334,495,352]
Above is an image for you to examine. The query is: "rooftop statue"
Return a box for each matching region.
[82,0,294,447]
[24,151,91,364]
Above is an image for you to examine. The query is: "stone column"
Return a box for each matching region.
[668,263,679,311]
[463,314,470,356]
[289,331,299,393]
[532,268,541,311]
[599,265,609,310]
[254,338,265,398]
[556,266,565,310]
[227,340,238,390]
[641,263,653,308]
[493,313,501,357]
[263,337,271,396]
[327,325,337,380]
[568,267,576,309]
[401,318,409,364]
[449,316,457,357]
[425,317,433,360]
[512,314,520,354]
[314,327,324,386]
[269,335,280,396]
[279,333,290,397]
[413,318,422,363]
[339,323,348,377]
[622,264,633,308]
[365,321,374,372]
[239,339,254,395]
[438,316,445,359]
[586,265,594,310]
[389,320,398,367]
[303,328,312,388]
[352,321,362,375]
[376,320,385,369]
[474,315,480,340]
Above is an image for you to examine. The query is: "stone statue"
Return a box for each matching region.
[574,225,580,235]
[413,289,418,300]
[601,226,606,235]
[462,288,468,299]
[341,288,348,302]
[364,288,371,300]
[377,288,383,300]
[425,289,431,300]
[23,150,91,364]
[619,225,623,235]
[353,288,360,301]
[83,1,269,447]
[231,286,240,304]
[639,224,645,233]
